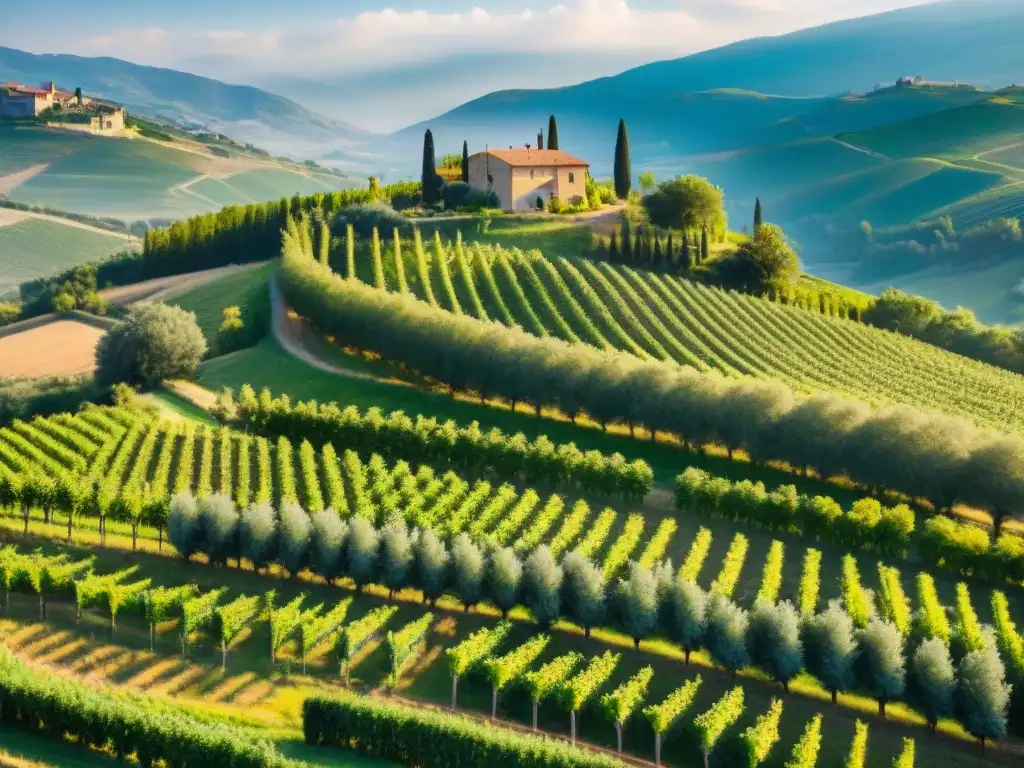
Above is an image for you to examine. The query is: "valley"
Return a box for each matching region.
[1,3,1024,768]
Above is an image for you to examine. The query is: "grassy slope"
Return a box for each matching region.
[197,337,867,502]
[0,125,353,222]
[168,262,276,352]
[0,520,1016,768]
[0,218,131,298]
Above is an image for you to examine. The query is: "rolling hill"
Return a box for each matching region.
[0,45,373,165]
[0,123,358,222]
[394,1,1024,170]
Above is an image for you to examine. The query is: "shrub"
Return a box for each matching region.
[0,648,285,767]
[95,303,207,387]
[332,202,409,239]
[303,692,624,768]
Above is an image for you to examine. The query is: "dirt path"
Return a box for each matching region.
[0,205,136,242]
[0,164,50,196]
[269,275,377,382]
[831,138,890,161]
[99,262,268,307]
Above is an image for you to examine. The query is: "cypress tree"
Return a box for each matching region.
[701,225,710,264]
[461,141,469,183]
[548,115,559,151]
[666,232,674,269]
[538,131,544,151]
[422,130,440,206]
[754,198,763,232]
[653,235,663,269]
[681,231,691,271]
[609,230,619,262]
[614,119,631,199]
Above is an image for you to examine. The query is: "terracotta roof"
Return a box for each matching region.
[473,149,589,168]
[10,86,50,96]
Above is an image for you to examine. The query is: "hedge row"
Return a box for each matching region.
[0,648,285,767]
[304,692,626,768]
[675,468,1024,585]
[226,385,652,500]
[279,221,1024,535]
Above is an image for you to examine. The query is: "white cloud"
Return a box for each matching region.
[64,0,933,79]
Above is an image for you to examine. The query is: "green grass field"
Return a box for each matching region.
[0,218,136,298]
[840,99,1024,161]
[0,125,355,222]
[168,262,276,353]
[198,337,872,503]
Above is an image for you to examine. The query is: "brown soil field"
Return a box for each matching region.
[0,320,105,378]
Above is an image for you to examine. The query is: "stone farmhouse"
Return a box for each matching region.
[468,148,589,212]
[0,81,125,134]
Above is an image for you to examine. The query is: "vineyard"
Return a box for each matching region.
[0,406,1021,765]
[322,226,1024,434]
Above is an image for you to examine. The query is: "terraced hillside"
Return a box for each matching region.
[341,234,1024,433]
[0,124,354,221]
[0,406,1019,640]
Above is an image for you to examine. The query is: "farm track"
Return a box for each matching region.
[99,262,270,307]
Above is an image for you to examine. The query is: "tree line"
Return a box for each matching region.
[218,385,652,501]
[0,648,286,767]
[157,490,1012,746]
[19,180,421,315]
[676,468,1024,585]
[278,220,1024,536]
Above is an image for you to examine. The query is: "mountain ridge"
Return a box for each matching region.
[0,46,374,165]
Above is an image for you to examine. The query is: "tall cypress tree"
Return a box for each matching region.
[621,218,632,263]
[547,115,559,151]
[614,119,631,200]
[608,230,619,262]
[461,141,469,183]
[422,130,440,205]
[538,131,544,151]
[754,198,763,232]
[666,232,674,268]
[680,231,690,271]
[701,225,710,264]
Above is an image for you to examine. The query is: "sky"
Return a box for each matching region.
[1,0,942,130]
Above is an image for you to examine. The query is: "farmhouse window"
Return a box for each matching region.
[530,169,535,179]
[569,173,575,183]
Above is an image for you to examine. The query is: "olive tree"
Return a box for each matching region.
[957,637,1011,749]
[908,637,955,734]
[309,509,348,582]
[451,533,485,611]
[803,600,858,704]
[747,599,803,692]
[705,593,750,677]
[416,528,449,605]
[95,303,207,387]
[856,619,906,717]
[167,492,201,560]
[643,175,725,232]
[721,224,800,295]
[616,562,660,649]
[379,521,415,598]
[561,551,606,636]
[669,579,707,664]
[240,501,277,570]
[487,546,523,619]
[523,546,562,628]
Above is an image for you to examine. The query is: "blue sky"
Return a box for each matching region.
[1,0,939,130]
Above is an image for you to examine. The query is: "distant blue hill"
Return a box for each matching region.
[392,0,1024,172]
